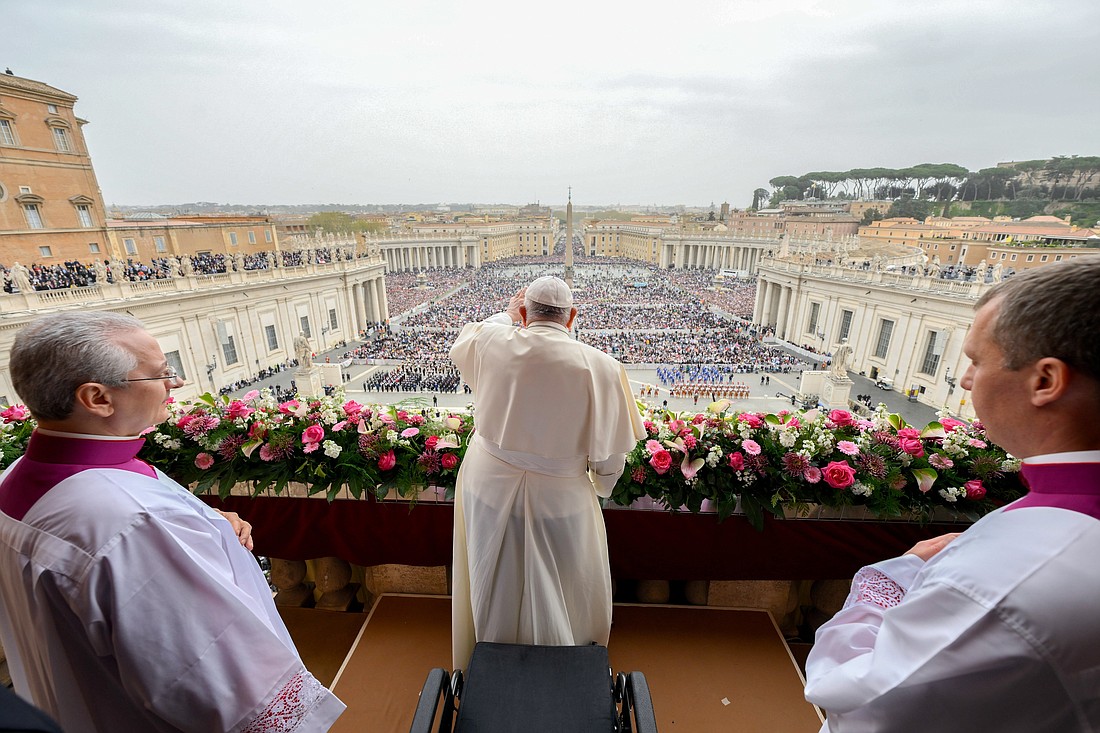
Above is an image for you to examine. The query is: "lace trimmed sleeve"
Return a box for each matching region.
[240,670,340,733]
[842,566,907,611]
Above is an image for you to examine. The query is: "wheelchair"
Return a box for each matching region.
[410,642,658,732]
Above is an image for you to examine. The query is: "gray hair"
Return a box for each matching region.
[11,311,145,420]
[524,299,571,325]
[977,257,1100,382]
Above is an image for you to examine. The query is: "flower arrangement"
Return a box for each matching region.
[0,394,1024,529]
[137,389,473,500]
[613,400,1024,529]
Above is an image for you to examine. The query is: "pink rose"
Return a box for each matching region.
[0,405,30,423]
[728,452,745,471]
[302,424,325,444]
[898,436,924,457]
[425,435,439,450]
[194,452,214,470]
[377,450,397,471]
[804,466,823,483]
[965,479,986,500]
[787,418,801,430]
[226,400,254,420]
[739,413,763,428]
[939,417,965,432]
[897,427,921,440]
[668,419,688,435]
[343,400,363,418]
[441,453,459,470]
[742,439,761,456]
[823,460,856,489]
[828,409,854,427]
[249,422,268,440]
[278,400,300,415]
[332,420,347,432]
[649,449,673,474]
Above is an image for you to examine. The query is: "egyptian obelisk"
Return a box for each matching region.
[564,186,574,288]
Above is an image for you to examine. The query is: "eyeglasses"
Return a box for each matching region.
[123,366,184,385]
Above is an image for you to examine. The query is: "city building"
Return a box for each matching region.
[0,72,110,264]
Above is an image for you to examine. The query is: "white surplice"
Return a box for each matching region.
[0,463,346,733]
[449,315,645,669]
[804,504,1100,732]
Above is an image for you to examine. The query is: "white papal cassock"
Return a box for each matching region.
[449,314,645,669]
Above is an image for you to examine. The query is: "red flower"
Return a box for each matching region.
[728,452,745,471]
[441,453,458,470]
[823,460,856,489]
[965,479,986,500]
[425,435,439,450]
[378,450,397,471]
[649,449,673,475]
[828,409,854,427]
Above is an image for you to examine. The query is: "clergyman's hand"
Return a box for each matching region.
[904,532,961,562]
[215,509,255,551]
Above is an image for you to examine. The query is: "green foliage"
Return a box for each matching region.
[885,197,933,220]
[306,212,386,235]
[861,208,884,225]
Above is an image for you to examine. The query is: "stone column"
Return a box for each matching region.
[776,286,791,340]
[270,558,314,607]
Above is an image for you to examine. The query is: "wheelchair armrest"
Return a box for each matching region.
[627,671,658,733]
[409,667,455,733]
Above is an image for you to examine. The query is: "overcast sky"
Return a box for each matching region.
[7,0,1098,208]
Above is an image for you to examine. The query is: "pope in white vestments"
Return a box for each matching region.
[448,276,646,670]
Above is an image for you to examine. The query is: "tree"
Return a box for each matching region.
[861,208,884,225]
[751,188,769,211]
[885,197,933,220]
[306,212,386,235]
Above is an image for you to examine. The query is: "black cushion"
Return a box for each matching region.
[455,642,615,732]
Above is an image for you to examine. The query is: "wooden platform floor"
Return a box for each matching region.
[282,594,823,732]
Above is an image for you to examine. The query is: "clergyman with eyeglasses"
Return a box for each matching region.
[0,312,345,732]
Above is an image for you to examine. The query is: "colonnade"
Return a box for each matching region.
[349,277,390,331]
[377,240,478,272]
[667,241,765,272]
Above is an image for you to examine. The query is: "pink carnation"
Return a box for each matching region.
[407,414,426,426]
[194,452,215,470]
[682,435,697,450]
